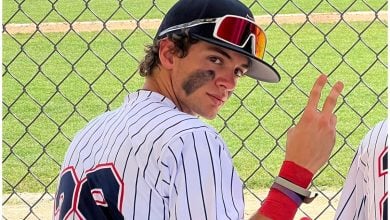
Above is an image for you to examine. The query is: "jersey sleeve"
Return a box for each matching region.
[158,130,244,220]
[335,119,388,220]
[334,145,365,220]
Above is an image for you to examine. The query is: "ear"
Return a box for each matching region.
[159,39,175,70]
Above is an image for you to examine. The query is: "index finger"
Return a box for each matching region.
[322,81,344,114]
[306,74,327,110]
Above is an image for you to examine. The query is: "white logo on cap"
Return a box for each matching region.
[246,14,254,21]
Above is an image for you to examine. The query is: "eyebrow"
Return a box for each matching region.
[209,46,250,69]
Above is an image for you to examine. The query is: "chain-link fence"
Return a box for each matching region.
[2,0,388,219]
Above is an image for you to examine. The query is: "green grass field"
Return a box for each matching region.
[3,0,388,24]
[3,18,387,193]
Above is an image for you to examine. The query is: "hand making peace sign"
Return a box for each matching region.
[285,74,344,174]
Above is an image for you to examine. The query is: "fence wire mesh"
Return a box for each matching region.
[2,0,388,219]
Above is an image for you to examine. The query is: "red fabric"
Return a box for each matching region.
[258,161,314,220]
[259,188,298,220]
[278,161,313,188]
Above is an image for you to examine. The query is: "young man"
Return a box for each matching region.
[54,0,344,219]
[335,119,388,220]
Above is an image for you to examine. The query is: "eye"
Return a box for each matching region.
[234,68,246,77]
[209,56,222,64]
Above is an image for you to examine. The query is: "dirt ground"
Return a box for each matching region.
[4,11,387,34]
[3,189,340,219]
[243,189,340,220]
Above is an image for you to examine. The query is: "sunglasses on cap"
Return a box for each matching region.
[158,15,267,59]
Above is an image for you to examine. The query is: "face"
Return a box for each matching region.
[170,41,249,119]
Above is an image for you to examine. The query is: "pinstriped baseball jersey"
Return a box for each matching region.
[54,90,244,220]
[335,119,388,220]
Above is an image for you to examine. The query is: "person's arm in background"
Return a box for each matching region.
[250,74,344,220]
[335,119,388,220]
[333,145,361,219]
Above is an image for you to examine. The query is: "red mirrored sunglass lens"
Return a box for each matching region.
[215,16,266,59]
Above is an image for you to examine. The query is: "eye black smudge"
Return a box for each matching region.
[182,70,215,95]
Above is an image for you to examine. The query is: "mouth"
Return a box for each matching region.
[207,93,226,106]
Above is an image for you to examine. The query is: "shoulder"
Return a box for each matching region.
[359,119,387,152]
[160,126,229,165]
[357,119,388,172]
[128,97,226,157]
[154,112,224,152]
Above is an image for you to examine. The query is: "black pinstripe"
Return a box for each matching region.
[218,144,233,220]
[205,132,218,219]
[192,132,209,219]
[181,151,193,220]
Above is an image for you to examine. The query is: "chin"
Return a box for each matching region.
[200,112,218,120]
[193,106,220,120]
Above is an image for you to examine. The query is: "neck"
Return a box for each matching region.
[142,69,186,113]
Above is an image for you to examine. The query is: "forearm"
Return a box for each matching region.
[250,161,313,220]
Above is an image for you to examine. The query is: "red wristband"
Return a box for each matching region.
[259,161,314,220]
[278,160,313,188]
[259,188,297,220]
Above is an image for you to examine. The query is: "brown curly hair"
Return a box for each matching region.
[138,30,199,76]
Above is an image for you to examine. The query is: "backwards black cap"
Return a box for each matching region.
[155,0,280,83]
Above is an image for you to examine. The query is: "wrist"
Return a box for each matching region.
[258,160,314,220]
[271,182,303,206]
[259,187,298,220]
[278,160,313,188]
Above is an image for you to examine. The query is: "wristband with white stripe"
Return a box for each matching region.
[274,176,318,204]
[271,182,303,206]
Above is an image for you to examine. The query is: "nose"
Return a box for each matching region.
[216,69,237,91]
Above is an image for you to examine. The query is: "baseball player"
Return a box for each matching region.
[335,119,388,220]
[53,0,344,219]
